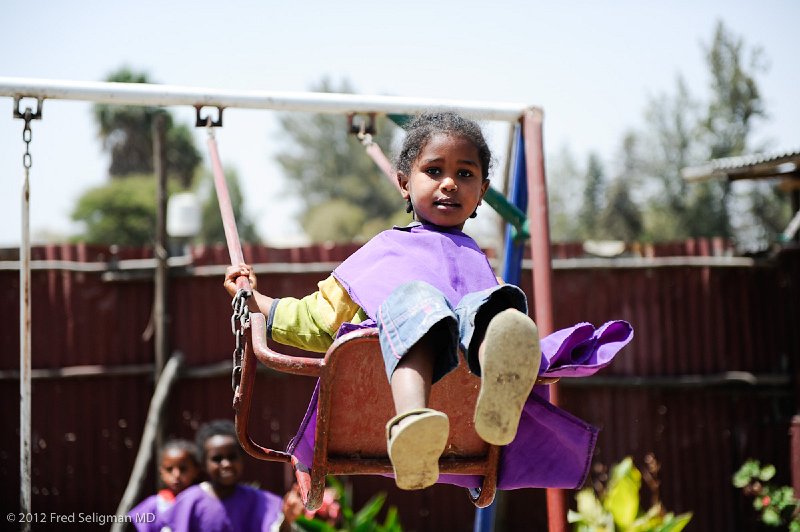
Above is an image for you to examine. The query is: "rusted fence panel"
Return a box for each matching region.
[0,241,797,531]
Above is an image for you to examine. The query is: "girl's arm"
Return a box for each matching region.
[224,264,363,353]
[223,264,273,314]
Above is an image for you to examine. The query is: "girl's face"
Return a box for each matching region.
[399,133,489,230]
[203,435,243,490]
[159,448,200,495]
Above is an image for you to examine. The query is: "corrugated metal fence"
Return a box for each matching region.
[1,241,797,531]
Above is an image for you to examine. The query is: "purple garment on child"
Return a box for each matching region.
[161,483,282,532]
[128,493,171,532]
[332,224,499,317]
[288,320,632,490]
[287,224,633,490]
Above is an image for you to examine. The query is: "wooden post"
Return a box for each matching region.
[112,355,184,531]
[152,113,169,471]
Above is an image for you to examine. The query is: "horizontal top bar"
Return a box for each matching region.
[0,77,535,122]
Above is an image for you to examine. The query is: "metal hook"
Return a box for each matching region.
[13,96,43,121]
[194,105,224,128]
[347,112,376,136]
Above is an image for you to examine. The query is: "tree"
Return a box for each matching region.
[547,145,584,242]
[72,66,260,246]
[274,77,407,242]
[637,21,780,247]
[703,21,766,160]
[93,67,201,187]
[637,76,703,241]
[598,134,643,242]
[71,175,163,246]
[577,153,606,239]
[700,21,785,250]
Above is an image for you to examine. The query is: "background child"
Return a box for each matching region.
[161,419,300,532]
[225,112,542,491]
[128,439,200,531]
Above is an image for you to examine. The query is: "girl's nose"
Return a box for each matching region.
[441,176,457,191]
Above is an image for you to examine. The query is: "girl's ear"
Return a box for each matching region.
[397,171,410,199]
[479,178,490,203]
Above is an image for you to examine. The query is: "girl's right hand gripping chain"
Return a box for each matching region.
[224,264,272,315]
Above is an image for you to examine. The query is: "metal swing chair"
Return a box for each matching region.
[204,108,551,512]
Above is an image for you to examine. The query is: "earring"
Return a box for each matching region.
[470,209,478,219]
[405,198,413,213]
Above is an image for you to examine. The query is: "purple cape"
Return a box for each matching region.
[290,225,633,489]
[161,483,282,531]
[332,224,499,318]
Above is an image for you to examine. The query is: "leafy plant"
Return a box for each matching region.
[733,459,800,530]
[567,455,692,531]
[295,477,402,532]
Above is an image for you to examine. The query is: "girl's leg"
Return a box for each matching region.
[389,332,434,414]
[376,281,457,490]
[377,281,459,408]
[474,309,540,445]
[455,285,540,446]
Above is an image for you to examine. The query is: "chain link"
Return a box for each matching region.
[230,288,251,392]
[22,110,33,169]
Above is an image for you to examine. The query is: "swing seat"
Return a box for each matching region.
[232,312,507,510]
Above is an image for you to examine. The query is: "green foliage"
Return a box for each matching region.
[549,21,786,249]
[637,20,776,248]
[577,153,606,240]
[275,77,406,243]
[599,180,642,242]
[94,66,201,187]
[71,175,164,246]
[77,66,257,246]
[295,477,402,532]
[567,457,692,532]
[71,165,261,246]
[703,20,766,159]
[547,145,584,241]
[733,459,800,530]
[638,76,706,242]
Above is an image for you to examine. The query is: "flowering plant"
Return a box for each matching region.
[295,477,402,532]
[733,459,800,530]
[567,455,692,531]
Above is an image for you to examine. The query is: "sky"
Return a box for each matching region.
[1,0,798,248]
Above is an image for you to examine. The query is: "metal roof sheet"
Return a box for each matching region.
[681,148,800,182]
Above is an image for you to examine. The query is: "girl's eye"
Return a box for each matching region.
[457,169,474,178]
[425,167,441,176]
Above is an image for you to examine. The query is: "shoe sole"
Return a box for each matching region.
[474,309,540,446]
[388,411,449,490]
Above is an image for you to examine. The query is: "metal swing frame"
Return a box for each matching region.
[1,76,564,530]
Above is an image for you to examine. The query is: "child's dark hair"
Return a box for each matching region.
[396,111,492,179]
[160,438,200,465]
[195,419,238,461]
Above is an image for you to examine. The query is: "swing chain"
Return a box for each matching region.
[230,288,251,392]
[13,97,43,170]
[22,114,33,169]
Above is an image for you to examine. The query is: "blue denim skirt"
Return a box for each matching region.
[375,280,527,382]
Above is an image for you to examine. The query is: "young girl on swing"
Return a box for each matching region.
[224,112,630,492]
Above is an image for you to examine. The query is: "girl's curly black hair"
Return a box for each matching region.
[395,111,493,180]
